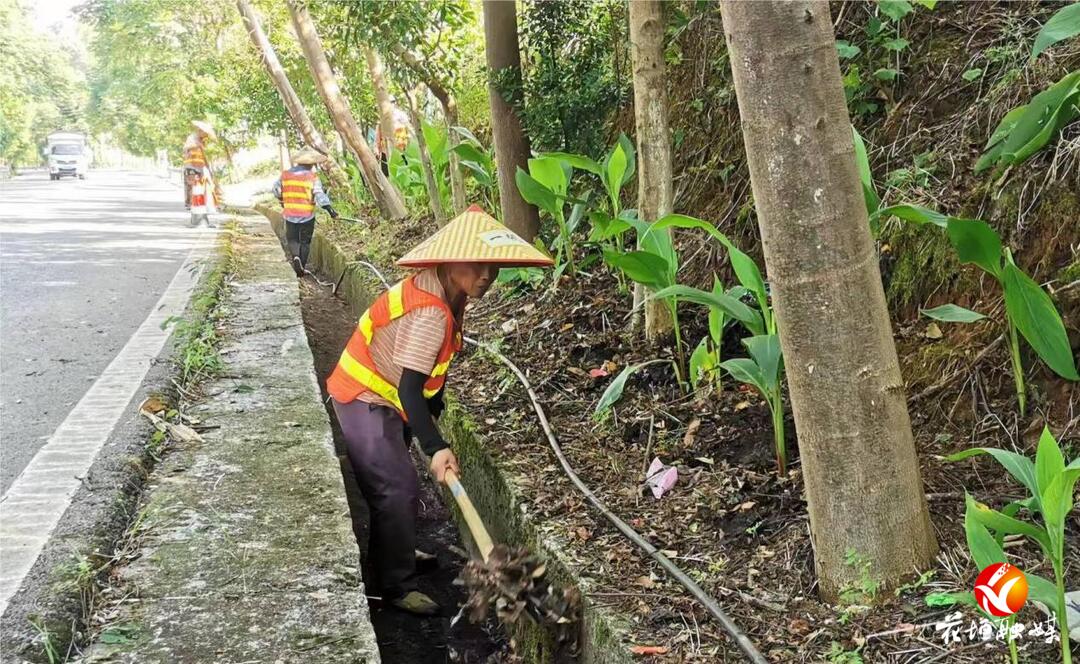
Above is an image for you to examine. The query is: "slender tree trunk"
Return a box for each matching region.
[365,48,396,160]
[285,0,408,221]
[482,0,540,240]
[629,0,675,339]
[718,0,937,601]
[405,87,447,224]
[235,0,351,196]
[387,43,467,215]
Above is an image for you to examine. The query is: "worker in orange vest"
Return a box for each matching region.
[183,120,216,210]
[325,206,552,616]
[374,104,410,175]
[271,147,338,276]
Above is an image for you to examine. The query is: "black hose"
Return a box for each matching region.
[464,335,769,664]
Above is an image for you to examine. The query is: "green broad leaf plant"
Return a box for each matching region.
[929,427,1078,664]
[871,206,1078,415]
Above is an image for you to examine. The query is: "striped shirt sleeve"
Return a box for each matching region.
[392,307,448,374]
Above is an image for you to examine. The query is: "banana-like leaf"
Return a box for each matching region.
[588,211,632,242]
[743,334,782,393]
[450,142,490,165]
[1035,426,1066,496]
[1031,4,1080,61]
[720,357,768,398]
[603,141,628,209]
[528,156,569,197]
[603,249,671,290]
[920,304,987,323]
[515,168,558,216]
[965,504,1007,569]
[976,71,1080,172]
[946,447,1040,512]
[616,133,637,187]
[852,125,880,215]
[946,219,1002,277]
[689,338,717,391]
[451,125,484,147]
[542,152,603,176]
[594,359,665,417]
[649,284,764,335]
[1041,470,1079,551]
[1002,260,1079,380]
[872,203,948,228]
[965,494,1052,555]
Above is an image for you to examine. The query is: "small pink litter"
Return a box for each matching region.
[645,458,678,499]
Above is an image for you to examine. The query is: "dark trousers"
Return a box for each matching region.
[285,220,315,267]
[333,399,418,599]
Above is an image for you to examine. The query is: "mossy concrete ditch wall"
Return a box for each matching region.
[256,205,634,664]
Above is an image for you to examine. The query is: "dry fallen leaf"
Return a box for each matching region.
[630,645,669,656]
[924,322,943,340]
[787,618,811,635]
[735,400,751,411]
[603,360,618,373]
[634,575,655,589]
[738,501,757,511]
[682,418,701,447]
[559,322,575,333]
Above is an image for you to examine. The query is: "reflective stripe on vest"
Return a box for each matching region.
[281,170,316,217]
[326,276,461,418]
[184,145,206,169]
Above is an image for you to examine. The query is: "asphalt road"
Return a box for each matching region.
[0,169,204,494]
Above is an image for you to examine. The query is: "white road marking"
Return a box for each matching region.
[0,228,215,615]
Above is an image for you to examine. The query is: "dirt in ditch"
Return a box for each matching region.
[296,276,511,664]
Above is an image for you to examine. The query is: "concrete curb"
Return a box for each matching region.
[257,205,634,664]
[77,215,379,663]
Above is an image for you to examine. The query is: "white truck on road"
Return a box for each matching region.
[45,132,90,180]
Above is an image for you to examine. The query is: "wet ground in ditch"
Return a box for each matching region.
[296,276,509,663]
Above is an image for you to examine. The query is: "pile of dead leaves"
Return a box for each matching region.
[458,545,581,651]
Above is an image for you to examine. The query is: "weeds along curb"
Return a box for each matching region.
[20,226,239,663]
[255,205,635,664]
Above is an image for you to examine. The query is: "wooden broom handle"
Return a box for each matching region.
[444,469,495,562]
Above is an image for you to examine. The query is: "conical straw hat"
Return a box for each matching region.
[397,205,554,268]
[191,120,216,139]
[292,147,327,165]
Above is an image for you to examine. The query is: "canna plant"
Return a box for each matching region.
[872,206,1078,414]
[644,214,790,474]
[449,126,498,212]
[515,156,576,277]
[687,279,750,394]
[929,427,1078,663]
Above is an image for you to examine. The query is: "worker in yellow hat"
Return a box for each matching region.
[272,147,339,276]
[183,120,216,213]
[325,205,552,616]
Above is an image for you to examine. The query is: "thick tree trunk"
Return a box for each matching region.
[482,0,540,240]
[286,0,408,221]
[235,0,350,196]
[365,48,396,160]
[387,43,467,215]
[405,88,447,224]
[629,0,675,339]
[718,0,937,601]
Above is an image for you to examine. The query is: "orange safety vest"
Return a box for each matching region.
[326,276,462,418]
[280,169,317,217]
[183,142,207,170]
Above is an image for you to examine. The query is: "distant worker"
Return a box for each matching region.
[374,103,410,175]
[324,206,553,616]
[183,120,215,210]
[272,147,338,277]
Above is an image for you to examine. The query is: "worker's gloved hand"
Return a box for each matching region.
[429,448,459,484]
[324,206,340,219]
